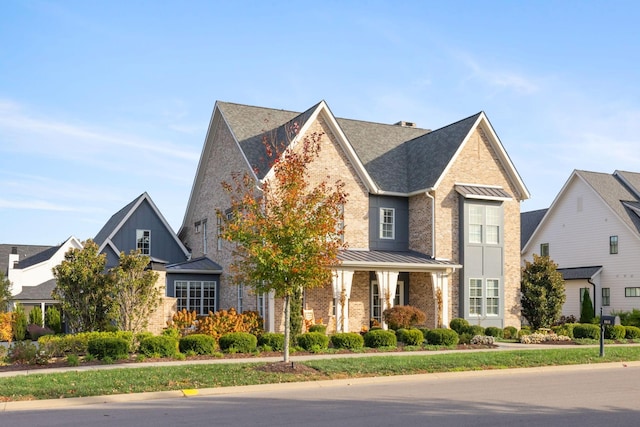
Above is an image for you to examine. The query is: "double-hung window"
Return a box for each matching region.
[380,208,395,239]
[610,236,618,254]
[469,278,500,317]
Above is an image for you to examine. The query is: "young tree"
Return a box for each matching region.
[109,250,161,334]
[220,132,348,362]
[0,271,12,312]
[580,289,595,324]
[521,254,566,330]
[52,240,114,332]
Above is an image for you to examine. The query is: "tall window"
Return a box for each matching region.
[175,281,216,315]
[469,206,483,244]
[237,284,244,313]
[485,206,500,244]
[136,230,150,255]
[610,236,618,254]
[257,292,266,319]
[217,215,223,250]
[469,278,500,317]
[202,219,208,255]
[540,243,549,257]
[380,208,395,239]
[469,279,483,315]
[370,281,404,323]
[602,288,610,306]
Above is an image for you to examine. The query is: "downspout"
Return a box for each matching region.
[425,190,435,258]
[588,278,597,317]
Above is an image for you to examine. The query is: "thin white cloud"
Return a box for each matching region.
[0,198,76,212]
[453,52,540,95]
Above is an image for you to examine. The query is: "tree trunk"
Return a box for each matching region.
[283,294,290,363]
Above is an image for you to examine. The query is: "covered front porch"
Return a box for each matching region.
[301,250,461,333]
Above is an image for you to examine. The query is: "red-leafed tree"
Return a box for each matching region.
[219,131,348,362]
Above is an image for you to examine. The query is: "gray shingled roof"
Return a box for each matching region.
[216,101,482,194]
[14,279,57,300]
[94,194,143,247]
[166,257,223,273]
[557,266,602,281]
[616,170,640,196]
[13,244,61,269]
[578,170,640,234]
[520,209,548,250]
[0,244,53,275]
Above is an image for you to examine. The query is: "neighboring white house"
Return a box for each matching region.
[6,236,83,315]
[521,170,640,319]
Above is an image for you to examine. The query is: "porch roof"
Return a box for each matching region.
[14,279,56,301]
[337,249,461,272]
[557,266,603,281]
[166,256,223,274]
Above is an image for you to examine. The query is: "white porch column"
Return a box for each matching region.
[375,270,399,330]
[267,290,276,332]
[332,269,354,332]
[41,302,46,326]
[432,272,450,328]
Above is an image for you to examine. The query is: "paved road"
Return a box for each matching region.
[3,362,640,426]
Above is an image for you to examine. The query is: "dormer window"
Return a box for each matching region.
[379,208,395,239]
[136,229,150,255]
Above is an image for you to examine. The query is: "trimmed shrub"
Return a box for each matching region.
[458,333,472,344]
[258,333,285,351]
[27,324,54,340]
[364,329,397,348]
[425,328,459,347]
[604,325,626,340]
[552,324,575,338]
[449,318,470,335]
[179,334,217,355]
[297,332,329,351]
[308,324,327,334]
[138,335,179,358]
[580,290,595,324]
[162,327,181,340]
[625,326,640,339]
[12,304,27,341]
[219,332,257,353]
[484,327,503,338]
[330,332,364,350]
[383,305,427,330]
[466,325,485,336]
[28,306,44,327]
[87,337,130,360]
[396,328,424,346]
[502,326,518,340]
[45,306,62,334]
[572,323,600,340]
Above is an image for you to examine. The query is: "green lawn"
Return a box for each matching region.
[1,346,639,401]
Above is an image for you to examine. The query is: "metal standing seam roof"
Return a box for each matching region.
[338,249,460,269]
[166,257,223,273]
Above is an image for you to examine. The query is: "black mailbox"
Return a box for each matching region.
[601,315,615,326]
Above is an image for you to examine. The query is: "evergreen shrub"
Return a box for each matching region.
[396,328,424,345]
[87,337,130,360]
[258,333,285,351]
[572,323,600,340]
[296,332,329,351]
[138,335,178,358]
[219,332,257,353]
[363,329,397,348]
[179,334,217,355]
[330,332,364,350]
[425,328,459,347]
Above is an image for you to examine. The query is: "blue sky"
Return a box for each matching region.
[2,1,640,245]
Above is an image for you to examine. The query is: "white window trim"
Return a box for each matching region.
[370,280,404,323]
[175,280,217,315]
[136,229,151,255]
[379,208,395,240]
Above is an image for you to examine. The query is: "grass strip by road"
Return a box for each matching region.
[2,346,640,401]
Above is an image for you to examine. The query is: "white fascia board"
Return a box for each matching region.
[433,113,530,201]
[142,193,191,257]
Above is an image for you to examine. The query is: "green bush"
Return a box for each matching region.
[552,324,574,338]
[466,325,485,336]
[179,334,217,355]
[308,324,327,334]
[458,333,472,344]
[219,332,257,353]
[330,332,364,350]
[297,332,329,351]
[484,327,503,338]
[8,340,38,364]
[502,326,518,340]
[396,328,424,346]
[425,328,459,347]
[45,306,62,334]
[87,337,130,360]
[138,335,178,358]
[613,309,640,327]
[449,318,469,335]
[12,304,27,341]
[625,326,640,339]
[604,325,626,340]
[28,306,44,327]
[572,323,600,340]
[363,329,397,348]
[258,333,285,351]
[162,327,181,339]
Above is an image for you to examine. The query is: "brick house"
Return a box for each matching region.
[179,101,529,333]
